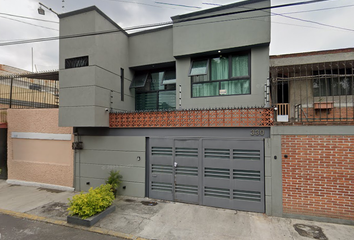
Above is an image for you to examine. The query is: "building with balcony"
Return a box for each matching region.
[59,0,272,215]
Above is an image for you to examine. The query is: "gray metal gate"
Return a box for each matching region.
[148,137,264,213]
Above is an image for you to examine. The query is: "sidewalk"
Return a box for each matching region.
[0,180,353,240]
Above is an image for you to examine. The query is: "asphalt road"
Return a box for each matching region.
[0,213,125,240]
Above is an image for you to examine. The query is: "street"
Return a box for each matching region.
[0,213,124,240]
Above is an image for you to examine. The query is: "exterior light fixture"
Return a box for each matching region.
[38,6,45,15]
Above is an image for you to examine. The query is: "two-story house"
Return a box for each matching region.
[59,0,273,214]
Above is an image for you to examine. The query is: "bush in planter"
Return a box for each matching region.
[67,184,114,219]
[105,170,123,197]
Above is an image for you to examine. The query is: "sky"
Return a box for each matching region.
[0,0,353,72]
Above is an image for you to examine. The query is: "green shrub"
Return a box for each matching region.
[105,170,122,190]
[67,184,115,219]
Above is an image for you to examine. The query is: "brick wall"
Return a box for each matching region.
[282,135,354,220]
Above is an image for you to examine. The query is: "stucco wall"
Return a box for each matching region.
[7,109,74,187]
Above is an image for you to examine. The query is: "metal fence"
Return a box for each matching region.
[0,73,59,109]
[270,61,354,123]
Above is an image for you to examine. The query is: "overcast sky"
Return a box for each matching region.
[0,0,353,72]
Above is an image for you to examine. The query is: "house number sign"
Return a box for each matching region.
[250,129,265,136]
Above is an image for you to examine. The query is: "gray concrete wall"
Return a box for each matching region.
[177,46,269,109]
[75,136,146,198]
[129,27,175,68]
[59,8,133,127]
[172,0,270,57]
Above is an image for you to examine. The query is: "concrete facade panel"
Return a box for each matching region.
[79,164,145,182]
[81,136,145,151]
[129,27,174,67]
[79,150,145,167]
[172,1,270,57]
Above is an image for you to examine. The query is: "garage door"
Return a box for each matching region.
[148,138,264,213]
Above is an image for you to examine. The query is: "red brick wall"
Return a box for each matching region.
[282,135,354,220]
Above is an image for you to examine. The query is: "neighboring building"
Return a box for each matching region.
[270,49,354,224]
[59,0,272,215]
[270,48,354,123]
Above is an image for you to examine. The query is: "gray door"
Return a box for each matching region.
[148,137,264,213]
[202,139,264,213]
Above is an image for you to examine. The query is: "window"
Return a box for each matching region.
[131,69,176,111]
[190,52,250,97]
[313,68,354,97]
[65,56,89,69]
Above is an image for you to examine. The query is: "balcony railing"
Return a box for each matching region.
[110,107,274,128]
[271,61,354,124]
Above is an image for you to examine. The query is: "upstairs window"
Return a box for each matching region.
[190,52,250,97]
[65,56,89,69]
[313,68,354,97]
[130,69,176,111]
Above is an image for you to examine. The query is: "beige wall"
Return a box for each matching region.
[7,109,74,187]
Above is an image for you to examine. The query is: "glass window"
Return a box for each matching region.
[135,92,158,111]
[211,57,228,81]
[159,91,176,109]
[134,69,176,111]
[192,82,219,97]
[130,73,148,89]
[163,70,176,85]
[189,59,208,76]
[65,56,89,69]
[191,52,250,98]
[220,80,250,95]
[232,55,249,77]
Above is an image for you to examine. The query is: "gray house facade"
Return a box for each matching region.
[59,0,276,215]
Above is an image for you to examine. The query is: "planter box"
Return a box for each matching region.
[67,205,115,227]
[314,102,334,110]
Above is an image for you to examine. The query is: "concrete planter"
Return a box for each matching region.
[67,205,115,227]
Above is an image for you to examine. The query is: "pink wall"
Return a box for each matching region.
[7,109,74,187]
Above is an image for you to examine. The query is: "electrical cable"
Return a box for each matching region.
[1,0,350,47]
[0,16,59,31]
[0,12,58,23]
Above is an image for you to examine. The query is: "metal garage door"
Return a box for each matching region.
[148,138,264,213]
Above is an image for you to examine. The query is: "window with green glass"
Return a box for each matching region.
[134,69,176,111]
[191,53,250,97]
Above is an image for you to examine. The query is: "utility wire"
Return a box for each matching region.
[0,16,59,31]
[0,12,58,23]
[0,0,347,47]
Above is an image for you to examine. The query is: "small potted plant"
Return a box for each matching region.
[105,170,122,198]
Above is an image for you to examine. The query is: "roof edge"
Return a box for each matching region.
[270,48,354,59]
[59,6,128,36]
[171,0,268,21]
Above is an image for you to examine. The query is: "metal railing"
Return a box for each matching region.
[271,61,354,124]
[0,74,59,109]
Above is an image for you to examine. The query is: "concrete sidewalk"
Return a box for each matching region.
[0,180,353,240]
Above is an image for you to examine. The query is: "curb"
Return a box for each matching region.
[0,208,149,240]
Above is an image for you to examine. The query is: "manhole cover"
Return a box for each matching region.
[294,224,328,240]
[124,199,136,203]
[141,201,157,206]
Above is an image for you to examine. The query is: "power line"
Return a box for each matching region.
[0,16,59,31]
[173,0,330,23]
[155,2,201,9]
[0,13,58,23]
[0,0,348,47]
